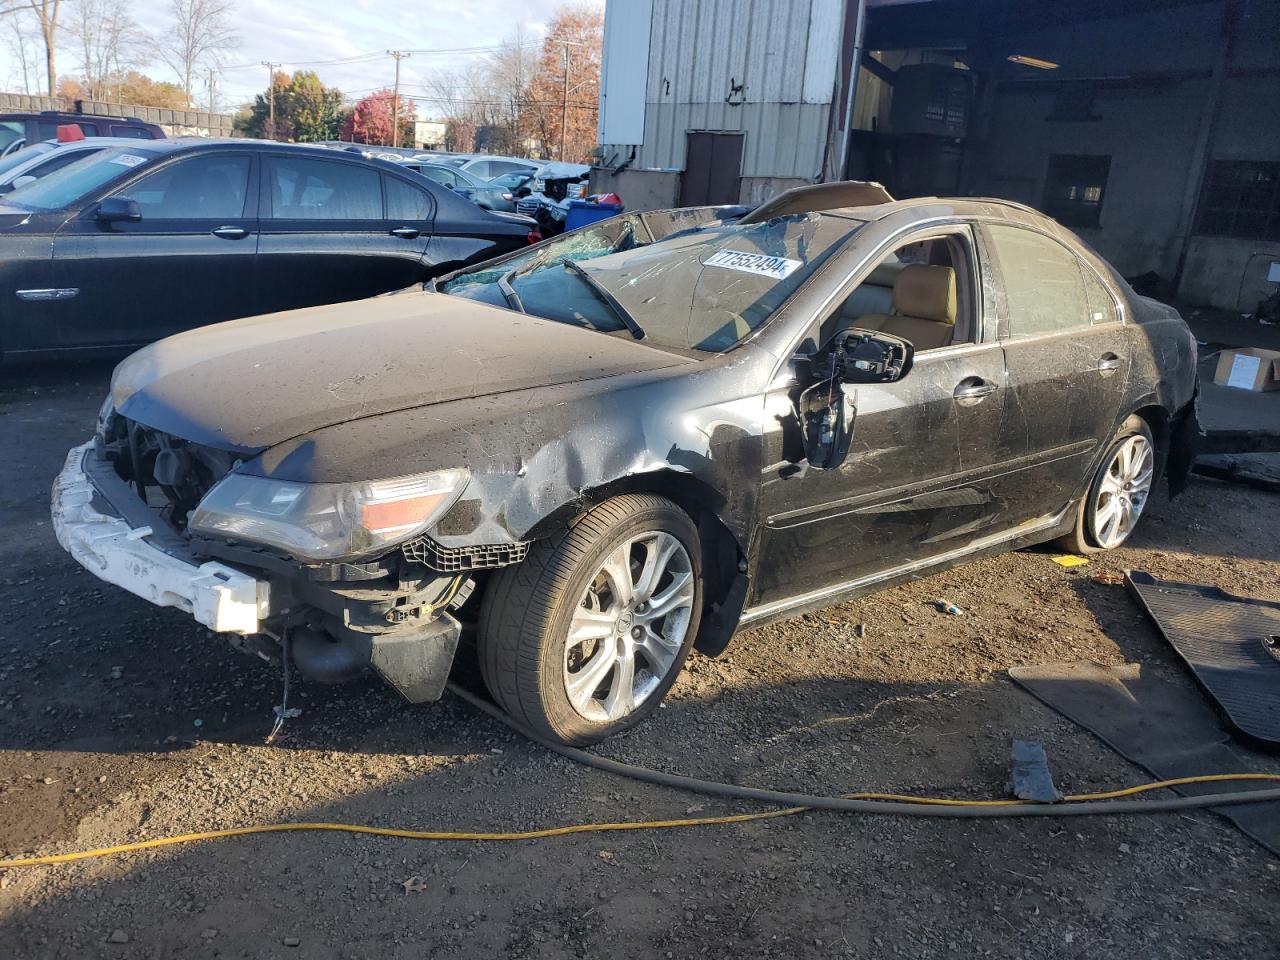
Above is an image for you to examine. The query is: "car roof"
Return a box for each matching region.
[462,154,536,165]
[34,136,158,149]
[0,111,157,124]
[739,180,1058,232]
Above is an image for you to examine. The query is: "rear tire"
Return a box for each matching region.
[1056,415,1156,554]
[477,494,702,745]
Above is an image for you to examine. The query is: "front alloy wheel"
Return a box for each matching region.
[564,531,695,723]
[478,494,702,745]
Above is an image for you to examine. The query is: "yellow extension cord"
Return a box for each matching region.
[2,772,1277,869]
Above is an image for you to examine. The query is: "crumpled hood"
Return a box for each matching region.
[112,290,691,454]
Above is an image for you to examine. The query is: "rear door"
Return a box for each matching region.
[981,224,1130,520]
[52,149,258,347]
[254,154,433,315]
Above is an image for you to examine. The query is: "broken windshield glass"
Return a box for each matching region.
[445,213,860,353]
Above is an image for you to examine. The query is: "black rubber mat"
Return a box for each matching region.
[1010,661,1280,857]
[1126,570,1280,748]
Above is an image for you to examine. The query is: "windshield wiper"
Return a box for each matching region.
[561,259,645,340]
[497,269,525,313]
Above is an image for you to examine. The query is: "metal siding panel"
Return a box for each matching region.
[803,0,843,104]
[599,0,653,144]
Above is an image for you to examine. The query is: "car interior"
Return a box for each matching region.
[819,234,976,352]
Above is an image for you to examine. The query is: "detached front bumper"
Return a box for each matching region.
[51,441,269,634]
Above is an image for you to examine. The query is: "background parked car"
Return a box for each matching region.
[0,136,140,194]
[514,161,594,235]
[0,111,164,156]
[0,138,536,361]
[458,154,539,179]
[407,161,517,212]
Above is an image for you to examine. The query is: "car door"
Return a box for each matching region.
[752,225,1010,609]
[52,149,258,347]
[981,224,1131,521]
[254,154,433,315]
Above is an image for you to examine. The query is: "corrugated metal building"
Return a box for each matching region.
[594,0,855,208]
[595,0,1280,311]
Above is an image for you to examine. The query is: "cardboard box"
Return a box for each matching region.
[1213,347,1280,392]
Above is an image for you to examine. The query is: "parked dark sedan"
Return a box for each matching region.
[53,186,1199,746]
[0,110,164,156]
[0,138,536,361]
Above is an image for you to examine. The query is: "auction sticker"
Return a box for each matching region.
[703,249,801,280]
[109,154,147,167]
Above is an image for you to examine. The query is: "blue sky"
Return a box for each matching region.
[1,0,604,114]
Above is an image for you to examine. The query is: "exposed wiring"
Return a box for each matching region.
[2,685,1278,870]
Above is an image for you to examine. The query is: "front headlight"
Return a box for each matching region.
[188,468,468,562]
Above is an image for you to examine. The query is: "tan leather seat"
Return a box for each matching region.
[855,264,957,350]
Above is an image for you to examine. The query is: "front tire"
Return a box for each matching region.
[478,494,702,745]
[1056,415,1156,554]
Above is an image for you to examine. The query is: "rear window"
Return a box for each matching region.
[109,125,153,139]
[265,155,382,220]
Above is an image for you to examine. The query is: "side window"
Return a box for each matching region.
[467,160,490,178]
[265,156,381,220]
[986,225,1090,338]
[124,154,251,219]
[109,125,152,139]
[1080,264,1119,325]
[384,176,433,221]
[420,167,457,188]
[816,232,974,353]
[38,120,98,139]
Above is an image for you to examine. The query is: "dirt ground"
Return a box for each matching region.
[2,332,1278,959]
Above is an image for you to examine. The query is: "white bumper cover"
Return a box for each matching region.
[51,442,269,634]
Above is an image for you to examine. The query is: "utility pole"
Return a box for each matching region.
[554,39,584,160]
[262,61,281,138]
[388,50,410,148]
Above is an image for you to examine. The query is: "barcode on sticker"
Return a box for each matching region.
[703,249,801,280]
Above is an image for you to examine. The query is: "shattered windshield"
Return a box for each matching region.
[443,212,859,353]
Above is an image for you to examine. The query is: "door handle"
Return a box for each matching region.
[390,226,421,239]
[1096,353,1122,374]
[953,377,998,403]
[211,225,248,240]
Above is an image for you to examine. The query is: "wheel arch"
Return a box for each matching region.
[522,469,748,656]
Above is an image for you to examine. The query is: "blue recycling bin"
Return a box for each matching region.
[565,199,624,232]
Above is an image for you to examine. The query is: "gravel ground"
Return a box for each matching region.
[1,354,1277,960]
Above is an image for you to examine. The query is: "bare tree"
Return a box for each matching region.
[16,0,63,95]
[66,0,144,100]
[158,0,239,107]
[4,17,39,94]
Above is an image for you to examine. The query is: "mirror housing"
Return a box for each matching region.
[835,329,914,384]
[9,174,35,190]
[96,196,141,224]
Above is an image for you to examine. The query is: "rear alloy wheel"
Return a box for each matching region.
[478,494,702,745]
[1090,433,1155,548]
[1057,415,1156,553]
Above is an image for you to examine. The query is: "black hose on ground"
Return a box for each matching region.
[446,683,1280,818]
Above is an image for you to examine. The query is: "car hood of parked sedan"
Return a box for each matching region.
[111,290,694,454]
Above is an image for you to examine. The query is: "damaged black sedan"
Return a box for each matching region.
[53,186,1199,745]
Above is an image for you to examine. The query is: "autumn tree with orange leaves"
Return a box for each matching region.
[524,4,603,162]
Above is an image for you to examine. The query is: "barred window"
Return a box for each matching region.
[1042,154,1110,229]
[1195,160,1280,240]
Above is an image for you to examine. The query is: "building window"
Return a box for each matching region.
[1041,154,1110,228]
[1195,160,1280,240]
